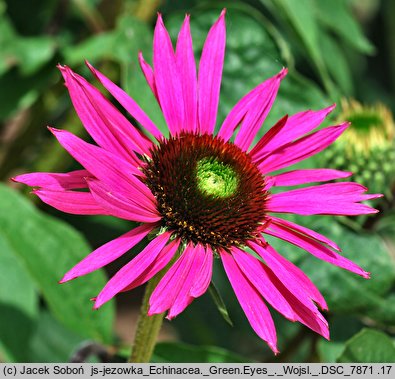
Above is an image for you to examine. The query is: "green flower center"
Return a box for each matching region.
[196,157,239,198]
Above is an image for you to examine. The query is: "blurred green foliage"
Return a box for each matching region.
[0,0,394,363]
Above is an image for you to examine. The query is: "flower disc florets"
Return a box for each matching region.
[143,133,268,249]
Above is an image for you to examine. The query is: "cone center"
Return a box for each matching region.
[196,157,239,198]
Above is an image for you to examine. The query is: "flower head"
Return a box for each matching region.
[13,11,381,353]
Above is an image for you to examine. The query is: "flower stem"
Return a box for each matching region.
[128,274,165,363]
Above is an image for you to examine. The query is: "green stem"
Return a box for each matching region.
[128,274,165,363]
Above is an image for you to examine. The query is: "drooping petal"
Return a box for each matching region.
[167,243,206,319]
[251,104,336,160]
[33,189,108,215]
[86,61,163,140]
[176,14,197,133]
[87,179,161,223]
[94,232,171,308]
[248,241,327,311]
[58,65,152,159]
[270,168,352,187]
[264,221,370,277]
[234,69,287,151]
[256,123,349,174]
[266,182,381,216]
[148,242,198,317]
[220,249,278,353]
[138,51,158,101]
[189,245,214,297]
[269,216,341,251]
[122,238,180,292]
[153,14,184,135]
[198,10,226,134]
[231,247,295,320]
[60,223,156,282]
[49,128,156,209]
[12,170,89,191]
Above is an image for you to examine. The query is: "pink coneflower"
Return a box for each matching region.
[14,11,380,353]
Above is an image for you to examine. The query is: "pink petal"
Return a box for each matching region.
[264,222,370,278]
[234,69,287,151]
[86,61,163,140]
[251,104,336,160]
[220,249,278,353]
[198,10,226,134]
[189,245,214,297]
[248,241,328,311]
[122,238,180,292]
[148,243,195,316]
[153,14,184,135]
[87,179,161,223]
[248,115,289,156]
[256,123,350,174]
[33,189,108,215]
[58,65,152,159]
[267,182,381,216]
[138,52,158,101]
[176,14,197,133]
[60,223,156,282]
[271,274,329,339]
[231,247,295,320]
[94,232,171,308]
[269,216,341,251]
[12,170,89,190]
[49,128,156,209]
[167,243,206,319]
[270,169,352,187]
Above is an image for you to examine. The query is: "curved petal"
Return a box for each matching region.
[251,104,336,160]
[248,241,327,311]
[176,14,198,133]
[189,245,213,297]
[94,232,171,309]
[220,249,278,353]
[153,14,184,135]
[122,238,180,292]
[270,169,352,187]
[232,246,328,338]
[60,223,156,282]
[49,128,157,209]
[234,69,287,151]
[138,52,158,101]
[266,182,381,216]
[269,216,341,251]
[256,123,350,175]
[87,179,161,223]
[198,10,226,134]
[12,170,89,191]
[58,65,152,158]
[264,221,370,277]
[33,189,108,215]
[148,242,201,317]
[86,61,163,140]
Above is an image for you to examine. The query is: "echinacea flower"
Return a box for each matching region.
[13,11,381,353]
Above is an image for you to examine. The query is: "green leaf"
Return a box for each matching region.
[320,33,353,94]
[316,0,375,55]
[0,184,115,343]
[0,233,38,361]
[208,281,233,327]
[27,311,86,363]
[337,329,395,363]
[152,342,251,363]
